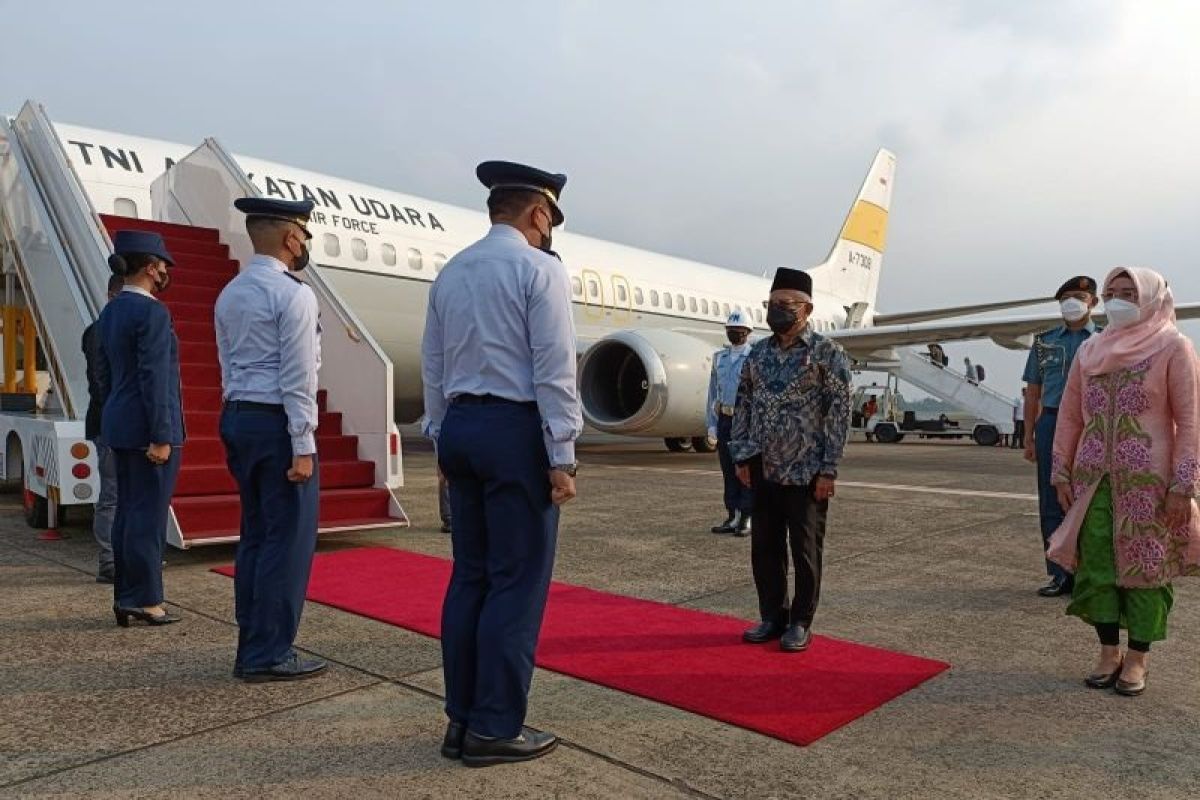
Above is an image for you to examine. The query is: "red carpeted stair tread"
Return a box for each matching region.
[175,460,376,496]
[175,488,395,539]
[100,214,219,242]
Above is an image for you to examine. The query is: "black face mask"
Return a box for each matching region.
[726,329,749,346]
[290,237,310,271]
[766,304,799,335]
[151,264,171,294]
[537,206,553,251]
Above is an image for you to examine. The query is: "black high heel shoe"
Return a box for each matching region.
[114,606,181,627]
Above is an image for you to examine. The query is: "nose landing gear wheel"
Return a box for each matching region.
[664,437,694,453]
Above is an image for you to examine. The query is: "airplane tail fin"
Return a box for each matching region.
[807,148,895,314]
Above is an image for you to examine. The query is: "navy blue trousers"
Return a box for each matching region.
[438,402,558,739]
[221,406,320,670]
[112,447,180,608]
[1035,412,1070,583]
[717,414,753,514]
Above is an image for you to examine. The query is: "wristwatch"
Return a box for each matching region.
[551,463,578,477]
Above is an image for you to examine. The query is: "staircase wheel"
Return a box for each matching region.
[973,425,1000,447]
[874,424,900,444]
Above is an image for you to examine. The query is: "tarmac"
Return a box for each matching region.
[2,439,1199,799]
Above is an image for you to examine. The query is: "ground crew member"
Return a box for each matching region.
[83,274,126,584]
[707,310,754,535]
[1023,275,1100,597]
[422,160,582,767]
[216,197,326,682]
[98,231,184,626]
[731,267,852,652]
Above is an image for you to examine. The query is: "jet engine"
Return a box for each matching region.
[577,329,715,437]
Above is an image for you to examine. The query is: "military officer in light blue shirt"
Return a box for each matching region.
[215,196,326,682]
[422,160,582,767]
[1023,274,1100,597]
[707,310,755,535]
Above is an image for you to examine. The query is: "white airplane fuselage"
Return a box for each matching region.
[57,123,892,433]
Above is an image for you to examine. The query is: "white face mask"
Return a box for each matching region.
[1104,298,1141,329]
[1059,297,1090,322]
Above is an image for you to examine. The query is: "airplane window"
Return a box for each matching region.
[712,299,720,316]
[634,287,644,305]
[571,277,583,297]
[701,299,710,314]
[664,293,673,309]
[616,284,628,303]
[676,294,685,311]
[689,297,698,313]
[433,253,447,272]
[323,233,341,257]
[351,238,368,262]
[381,243,397,267]
[722,303,730,317]
[407,248,423,270]
[651,290,660,307]
[587,279,599,299]
[114,197,137,217]
[755,308,764,323]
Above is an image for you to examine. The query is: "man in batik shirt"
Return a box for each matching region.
[730,267,852,652]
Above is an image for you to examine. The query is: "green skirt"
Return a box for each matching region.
[1066,476,1174,642]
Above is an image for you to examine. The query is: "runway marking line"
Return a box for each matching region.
[584,463,1037,501]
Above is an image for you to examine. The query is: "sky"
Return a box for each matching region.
[3,0,1198,398]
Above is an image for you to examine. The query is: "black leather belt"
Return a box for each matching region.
[451,394,537,409]
[224,400,285,413]
[1042,407,1058,416]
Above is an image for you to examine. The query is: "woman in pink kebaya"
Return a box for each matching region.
[1048,266,1200,696]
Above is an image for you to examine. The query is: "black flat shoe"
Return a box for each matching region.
[1084,660,1123,689]
[742,620,786,644]
[711,515,736,534]
[780,623,812,652]
[1037,579,1071,597]
[441,721,467,759]
[733,516,751,537]
[461,729,558,767]
[1115,669,1147,696]
[242,654,328,683]
[114,607,180,627]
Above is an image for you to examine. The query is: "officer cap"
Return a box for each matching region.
[725,309,752,329]
[476,160,567,226]
[1055,275,1097,300]
[112,230,174,266]
[770,267,813,298]
[234,197,314,239]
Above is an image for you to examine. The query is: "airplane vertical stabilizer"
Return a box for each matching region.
[808,148,895,314]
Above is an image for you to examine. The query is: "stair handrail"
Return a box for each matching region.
[150,138,403,491]
[910,350,1017,404]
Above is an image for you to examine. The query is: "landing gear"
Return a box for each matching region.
[873,423,904,444]
[664,437,694,453]
[691,436,717,453]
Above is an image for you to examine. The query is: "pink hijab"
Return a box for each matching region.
[1076,266,1179,376]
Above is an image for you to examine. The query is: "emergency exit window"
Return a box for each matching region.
[114,197,138,217]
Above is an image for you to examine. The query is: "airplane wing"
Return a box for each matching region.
[870,296,1052,326]
[830,302,1200,359]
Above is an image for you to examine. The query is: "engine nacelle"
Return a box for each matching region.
[578,329,715,437]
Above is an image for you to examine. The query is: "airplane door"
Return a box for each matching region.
[580,269,605,320]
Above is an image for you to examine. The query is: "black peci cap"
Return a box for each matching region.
[770,267,813,297]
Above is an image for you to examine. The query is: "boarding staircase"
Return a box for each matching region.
[892,348,1015,434]
[0,99,407,546]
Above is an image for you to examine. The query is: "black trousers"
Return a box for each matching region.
[749,460,829,628]
[717,414,753,514]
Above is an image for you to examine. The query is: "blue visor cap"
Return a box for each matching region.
[112,230,174,266]
[234,197,314,239]
[476,160,567,226]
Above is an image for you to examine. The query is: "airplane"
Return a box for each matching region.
[53,122,1200,452]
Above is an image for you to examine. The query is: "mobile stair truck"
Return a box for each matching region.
[0,100,408,546]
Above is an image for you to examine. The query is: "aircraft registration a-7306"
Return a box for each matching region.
[53,122,1199,451]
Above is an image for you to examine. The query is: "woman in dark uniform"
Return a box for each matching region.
[97,230,185,626]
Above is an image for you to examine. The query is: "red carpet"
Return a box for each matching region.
[214,547,948,745]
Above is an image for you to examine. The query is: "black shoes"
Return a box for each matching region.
[113,606,180,627]
[711,514,736,534]
[780,623,812,652]
[241,653,328,683]
[1084,660,1122,689]
[742,620,786,643]
[1037,578,1073,597]
[460,729,558,767]
[1115,668,1148,697]
[733,513,751,537]
[441,721,467,759]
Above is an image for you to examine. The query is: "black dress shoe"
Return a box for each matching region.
[1037,579,1072,597]
[732,513,751,538]
[242,653,328,683]
[742,620,786,643]
[461,729,558,767]
[113,606,180,627]
[711,515,736,534]
[440,721,467,759]
[780,623,812,652]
